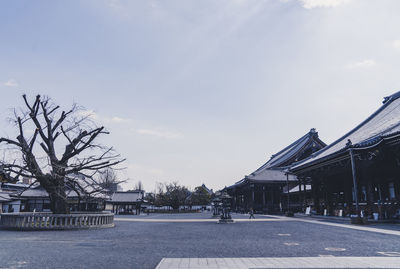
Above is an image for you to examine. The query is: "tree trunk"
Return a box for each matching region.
[49,189,69,214]
[37,174,70,214]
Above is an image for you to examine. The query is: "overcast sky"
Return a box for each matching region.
[1,0,400,192]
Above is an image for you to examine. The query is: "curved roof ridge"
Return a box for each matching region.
[291,91,400,170]
[253,129,316,173]
[267,132,321,168]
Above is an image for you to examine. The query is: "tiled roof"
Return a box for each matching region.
[109,192,143,203]
[246,169,297,183]
[292,91,400,171]
[230,169,297,188]
[16,186,88,198]
[0,192,12,202]
[228,129,325,188]
[255,129,325,171]
[17,187,48,197]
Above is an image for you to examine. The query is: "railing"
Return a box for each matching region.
[0,212,114,230]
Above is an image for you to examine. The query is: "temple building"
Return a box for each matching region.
[0,183,106,213]
[226,129,326,213]
[291,91,400,219]
[105,190,144,215]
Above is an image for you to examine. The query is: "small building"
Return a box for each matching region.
[105,191,144,215]
[1,182,31,213]
[226,129,326,213]
[1,184,105,213]
[0,191,13,213]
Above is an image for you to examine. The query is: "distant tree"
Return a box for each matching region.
[153,182,189,210]
[189,186,211,206]
[0,95,125,214]
[98,168,124,195]
[144,192,155,204]
[135,180,143,191]
[153,182,166,207]
[165,182,190,210]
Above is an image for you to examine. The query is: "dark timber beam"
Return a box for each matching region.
[286,173,290,212]
[349,148,360,213]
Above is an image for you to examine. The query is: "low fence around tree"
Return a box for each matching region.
[0,212,114,230]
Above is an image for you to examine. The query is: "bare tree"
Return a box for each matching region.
[97,168,124,195]
[0,94,125,214]
[135,180,143,191]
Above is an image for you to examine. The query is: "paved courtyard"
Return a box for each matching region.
[1,213,400,269]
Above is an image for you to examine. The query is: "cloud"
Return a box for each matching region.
[108,116,131,123]
[106,0,122,10]
[3,79,18,87]
[78,110,131,124]
[392,40,400,49]
[78,109,97,119]
[345,59,376,69]
[297,0,351,9]
[136,128,183,139]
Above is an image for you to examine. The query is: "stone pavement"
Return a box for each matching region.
[265,215,400,236]
[114,217,287,223]
[115,214,400,236]
[2,212,400,269]
[156,257,400,269]
[153,214,400,269]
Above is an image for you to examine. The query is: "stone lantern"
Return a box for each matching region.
[211,195,222,218]
[218,191,234,224]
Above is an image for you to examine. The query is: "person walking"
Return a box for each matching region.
[249,208,255,219]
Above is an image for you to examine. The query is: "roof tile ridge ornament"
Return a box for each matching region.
[345,139,353,148]
[383,91,400,104]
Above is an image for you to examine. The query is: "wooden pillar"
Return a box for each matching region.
[270,188,274,207]
[349,149,360,213]
[303,182,307,209]
[367,179,374,205]
[286,173,290,212]
[262,187,266,207]
[298,180,302,210]
[251,185,255,208]
[312,178,321,214]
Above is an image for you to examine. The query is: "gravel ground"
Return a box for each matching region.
[1,212,400,269]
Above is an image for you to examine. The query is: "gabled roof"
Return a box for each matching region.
[242,169,297,184]
[292,91,400,172]
[228,129,325,188]
[109,191,143,203]
[255,128,326,171]
[15,186,84,198]
[12,185,108,199]
[201,184,213,195]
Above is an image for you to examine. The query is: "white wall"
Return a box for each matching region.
[2,200,21,213]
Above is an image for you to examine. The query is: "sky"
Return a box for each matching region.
[1,0,400,192]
